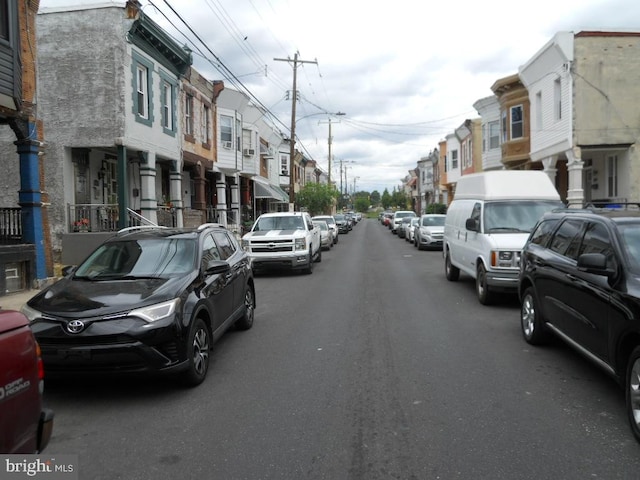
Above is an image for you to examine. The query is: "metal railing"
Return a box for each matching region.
[68,204,177,232]
[0,207,22,244]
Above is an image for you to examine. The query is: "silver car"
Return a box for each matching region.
[414,214,446,250]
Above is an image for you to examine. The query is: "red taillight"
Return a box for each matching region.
[36,341,45,381]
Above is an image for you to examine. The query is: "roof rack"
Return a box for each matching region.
[117,225,169,235]
[584,202,640,211]
[197,223,224,231]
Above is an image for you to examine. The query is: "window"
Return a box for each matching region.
[203,105,211,145]
[236,118,242,152]
[608,155,618,198]
[202,234,221,265]
[489,121,500,149]
[549,219,583,259]
[529,219,559,247]
[213,232,236,260]
[185,95,194,136]
[554,78,562,121]
[510,105,523,139]
[580,222,615,268]
[280,155,289,175]
[161,81,172,130]
[451,150,458,169]
[0,0,9,41]
[220,115,233,144]
[136,65,149,118]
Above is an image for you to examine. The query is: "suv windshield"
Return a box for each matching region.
[74,238,197,279]
[254,216,304,231]
[484,201,563,233]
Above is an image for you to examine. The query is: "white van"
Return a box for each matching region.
[443,170,564,304]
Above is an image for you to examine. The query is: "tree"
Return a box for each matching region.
[296,183,338,216]
[354,196,369,213]
[381,189,392,209]
[370,190,381,206]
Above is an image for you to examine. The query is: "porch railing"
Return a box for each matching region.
[68,204,177,232]
[0,207,22,244]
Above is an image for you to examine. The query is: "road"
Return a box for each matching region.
[43,218,640,479]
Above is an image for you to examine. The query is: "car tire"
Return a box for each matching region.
[304,252,314,274]
[182,318,210,387]
[520,287,549,345]
[445,250,460,281]
[626,346,640,443]
[235,285,255,331]
[315,246,322,263]
[476,263,494,305]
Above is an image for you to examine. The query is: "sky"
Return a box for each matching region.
[42,0,640,194]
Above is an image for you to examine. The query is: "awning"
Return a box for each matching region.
[253,177,289,203]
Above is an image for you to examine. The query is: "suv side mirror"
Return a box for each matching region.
[577,253,615,276]
[465,218,479,232]
[205,260,231,275]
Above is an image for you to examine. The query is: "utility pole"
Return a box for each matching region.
[319,112,345,187]
[274,53,317,207]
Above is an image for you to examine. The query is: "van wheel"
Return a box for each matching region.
[476,263,494,305]
[445,251,460,281]
[626,347,640,443]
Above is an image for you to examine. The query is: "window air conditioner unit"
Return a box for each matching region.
[222,141,232,149]
[281,169,289,175]
[243,148,255,156]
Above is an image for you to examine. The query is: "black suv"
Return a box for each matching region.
[518,207,640,441]
[22,224,255,386]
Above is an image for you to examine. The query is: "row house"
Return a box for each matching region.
[34,1,192,266]
[416,149,440,214]
[411,30,640,211]
[0,0,46,294]
[519,30,640,207]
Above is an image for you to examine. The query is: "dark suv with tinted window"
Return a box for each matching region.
[518,206,640,442]
[22,224,255,386]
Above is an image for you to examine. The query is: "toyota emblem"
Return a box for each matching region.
[67,319,86,334]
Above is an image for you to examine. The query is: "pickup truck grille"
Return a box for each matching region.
[249,240,294,253]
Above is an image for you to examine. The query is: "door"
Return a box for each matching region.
[201,233,233,332]
[212,230,247,316]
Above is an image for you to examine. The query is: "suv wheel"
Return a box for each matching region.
[476,263,494,305]
[182,318,210,386]
[520,287,548,345]
[627,347,640,442]
[235,285,255,331]
[445,250,460,281]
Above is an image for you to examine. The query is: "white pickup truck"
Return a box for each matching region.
[241,211,321,274]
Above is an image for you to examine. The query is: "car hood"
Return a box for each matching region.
[482,232,530,249]
[243,230,307,240]
[26,275,192,317]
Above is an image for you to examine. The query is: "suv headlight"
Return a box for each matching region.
[130,298,180,323]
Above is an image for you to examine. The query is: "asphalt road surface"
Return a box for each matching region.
[42,218,640,479]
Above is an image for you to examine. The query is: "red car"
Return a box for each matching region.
[0,309,53,453]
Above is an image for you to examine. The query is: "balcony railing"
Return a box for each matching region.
[68,204,177,232]
[0,207,22,244]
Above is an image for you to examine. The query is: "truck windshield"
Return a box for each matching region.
[254,216,304,231]
[484,201,564,233]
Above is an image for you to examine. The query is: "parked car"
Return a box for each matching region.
[382,212,393,227]
[312,220,333,250]
[518,206,640,443]
[0,310,54,453]
[414,214,446,250]
[22,224,256,386]
[405,217,420,243]
[312,215,339,244]
[397,217,413,239]
[334,214,350,234]
[390,210,416,233]
[242,212,322,274]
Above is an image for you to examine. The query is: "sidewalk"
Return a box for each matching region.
[0,289,39,312]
